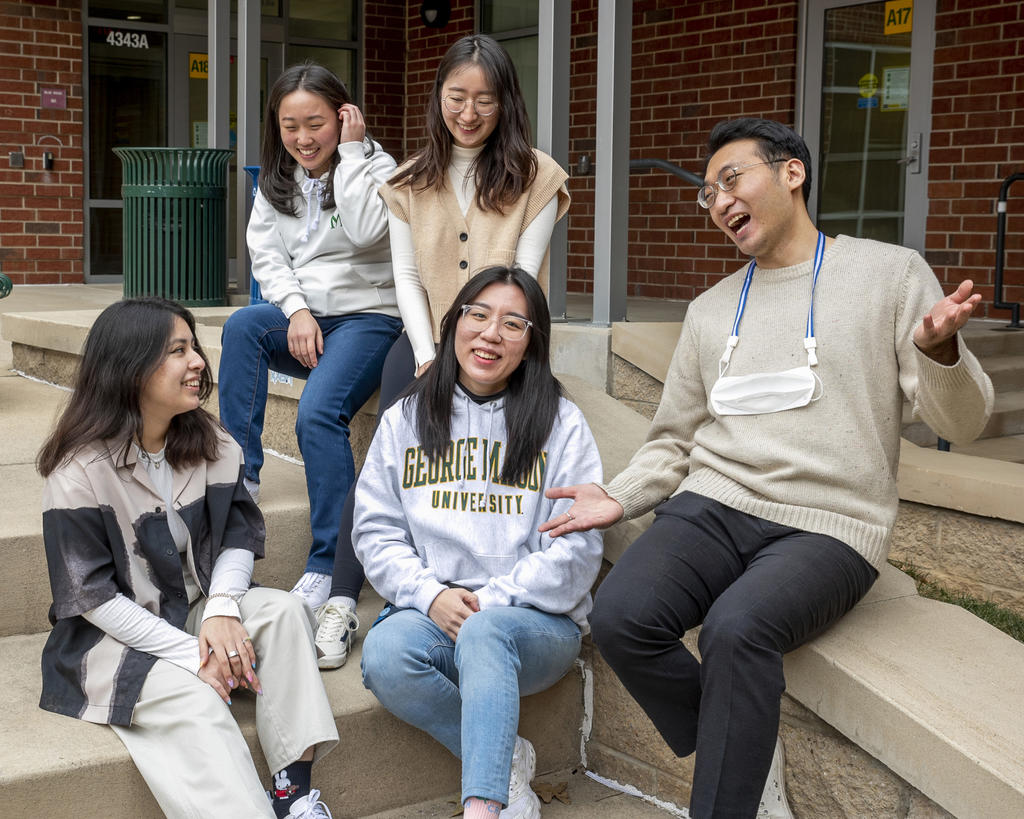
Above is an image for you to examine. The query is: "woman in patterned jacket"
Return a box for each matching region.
[37,297,337,819]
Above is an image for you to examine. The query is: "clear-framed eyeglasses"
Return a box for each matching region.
[697,159,786,209]
[442,94,498,117]
[459,304,534,341]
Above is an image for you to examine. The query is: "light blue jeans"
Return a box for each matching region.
[360,605,582,805]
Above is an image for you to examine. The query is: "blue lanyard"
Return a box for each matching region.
[724,231,826,367]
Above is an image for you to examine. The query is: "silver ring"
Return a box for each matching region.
[566,511,575,521]
[227,650,240,659]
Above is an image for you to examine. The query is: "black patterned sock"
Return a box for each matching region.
[270,761,312,818]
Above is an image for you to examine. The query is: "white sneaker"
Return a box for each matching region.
[290,572,332,610]
[501,736,541,819]
[244,478,260,505]
[287,788,333,818]
[757,737,794,818]
[314,600,360,669]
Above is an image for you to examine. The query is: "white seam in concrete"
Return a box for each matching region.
[264,447,303,466]
[577,657,593,767]
[12,370,72,391]
[584,771,690,817]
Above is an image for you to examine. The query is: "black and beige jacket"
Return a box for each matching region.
[39,431,264,726]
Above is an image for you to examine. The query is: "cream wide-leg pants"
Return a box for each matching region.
[111,587,339,819]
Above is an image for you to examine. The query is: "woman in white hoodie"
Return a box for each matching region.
[355,267,603,819]
[218,62,402,613]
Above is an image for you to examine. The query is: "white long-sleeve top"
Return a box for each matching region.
[247,139,401,319]
[388,145,559,367]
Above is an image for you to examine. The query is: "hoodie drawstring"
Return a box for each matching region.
[299,174,327,242]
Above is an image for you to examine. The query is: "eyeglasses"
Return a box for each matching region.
[697,159,786,209]
[459,304,533,341]
[442,94,498,117]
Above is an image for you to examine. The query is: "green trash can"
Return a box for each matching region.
[114,147,234,307]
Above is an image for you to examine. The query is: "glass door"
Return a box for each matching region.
[800,0,935,251]
[86,23,167,279]
[171,36,273,287]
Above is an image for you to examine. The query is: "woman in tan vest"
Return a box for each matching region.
[314,34,570,671]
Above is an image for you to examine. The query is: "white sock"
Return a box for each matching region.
[327,595,357,612]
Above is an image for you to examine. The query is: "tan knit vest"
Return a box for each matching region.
[380,149,570,341]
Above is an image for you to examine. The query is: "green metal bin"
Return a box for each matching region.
[114,147,234,307]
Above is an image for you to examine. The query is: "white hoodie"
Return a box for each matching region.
[354,389,604,630]
[247,140,400,319]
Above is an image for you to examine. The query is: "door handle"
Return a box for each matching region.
[898,133,922,174]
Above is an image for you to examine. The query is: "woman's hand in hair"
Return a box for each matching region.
[428,588,479,641]
[288,308,324,369]
[539,483,624,538]
[338,103,366,145]
[199,615,262,702]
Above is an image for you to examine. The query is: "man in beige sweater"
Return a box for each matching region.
[541,118,993,819]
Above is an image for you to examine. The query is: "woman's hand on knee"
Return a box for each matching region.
[199,615,263,697]
[287,309,323,369]
[428,588,479,640]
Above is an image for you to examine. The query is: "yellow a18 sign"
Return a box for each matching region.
[189,53,208,79]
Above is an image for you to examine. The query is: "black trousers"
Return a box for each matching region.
[329,332,417,600]
[589,492,877,819]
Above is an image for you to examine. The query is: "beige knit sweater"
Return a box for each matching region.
[604,235,994,569]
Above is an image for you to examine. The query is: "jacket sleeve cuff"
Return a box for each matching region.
[411,580,448,617]
[280,293,309,319]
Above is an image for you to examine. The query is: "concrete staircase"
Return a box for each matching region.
[901,323,1024,458]
[0,357,669,816]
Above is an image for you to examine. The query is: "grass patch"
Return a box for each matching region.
[890,560,1024,644]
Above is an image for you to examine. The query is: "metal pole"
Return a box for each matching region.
[593,0,632,325]
[236,0,261,297]
[537,0,571,321]
[207,0,230,149]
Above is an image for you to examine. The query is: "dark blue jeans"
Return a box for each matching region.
[589,492,877,819]
[218,303,402,574]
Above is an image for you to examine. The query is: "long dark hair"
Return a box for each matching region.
[259,61,374,216]
[408,267,562,484]
[389,34,537,213]
[38,298,220,477]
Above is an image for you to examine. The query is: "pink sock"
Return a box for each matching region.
[463,797,503,819]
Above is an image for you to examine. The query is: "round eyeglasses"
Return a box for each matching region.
[697,159,786,209]
[459,304,533,341]
[442,95,498,117]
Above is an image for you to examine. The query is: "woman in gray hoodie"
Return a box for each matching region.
[353,267,603,819]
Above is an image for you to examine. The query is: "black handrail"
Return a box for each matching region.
[993,172,1024,329]
[629,158,703,187]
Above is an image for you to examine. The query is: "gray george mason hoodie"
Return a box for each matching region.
[353,388,604,631]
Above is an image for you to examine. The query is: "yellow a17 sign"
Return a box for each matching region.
[884,0,913,35]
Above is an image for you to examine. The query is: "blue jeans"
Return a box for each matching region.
[361,606,582,805]
[218,304,402,574]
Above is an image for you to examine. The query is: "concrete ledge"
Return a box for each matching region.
[898,438,1024,525]
[785,564,1024,819]
[0,595,584,818]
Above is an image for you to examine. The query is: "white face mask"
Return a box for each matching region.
[710,364,822,416]
[709,231,827,417]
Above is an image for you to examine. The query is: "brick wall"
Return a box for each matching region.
[363,2,406,160]
[565,0,799,299]
[0,0,83,285]
[401,0,474,157]
[927,0,1024,320]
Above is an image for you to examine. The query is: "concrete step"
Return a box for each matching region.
[902,387,1024,445]
[981,354,1024,392]
[952,433,1024,462]
[0,374,318,638]
[0,597,586,818]
[364,767,676,818]
[958,321,1024,358]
